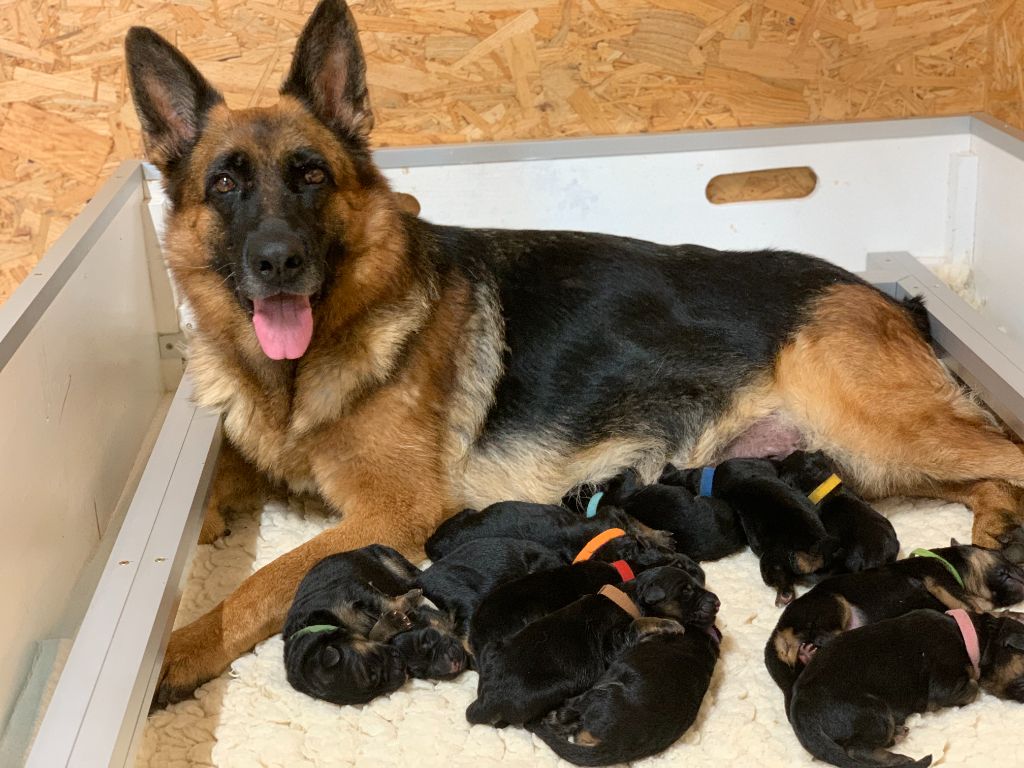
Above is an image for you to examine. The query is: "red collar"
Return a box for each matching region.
[610,559,634,582]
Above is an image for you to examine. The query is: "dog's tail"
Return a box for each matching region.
[795,720,931,768]
[900,294,932,343]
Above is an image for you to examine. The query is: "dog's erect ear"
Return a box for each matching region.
[124,27,223,172]
[951,537,963,547]
[281,0,374,141]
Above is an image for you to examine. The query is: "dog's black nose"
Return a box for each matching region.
[244,219,306,288]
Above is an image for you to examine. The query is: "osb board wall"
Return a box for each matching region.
[0,0,1014,304]
[987,0,1024,128]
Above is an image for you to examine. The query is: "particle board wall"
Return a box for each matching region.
[0,0,1017,304]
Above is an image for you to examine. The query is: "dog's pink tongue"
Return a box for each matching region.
[252,294,313,360]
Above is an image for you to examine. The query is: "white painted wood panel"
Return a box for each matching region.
[0,174,164,728]
[383,134,969,272]
[970,132,1024,344]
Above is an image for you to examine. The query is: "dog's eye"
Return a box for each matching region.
[304,168,325,185]
[213,174,236,193]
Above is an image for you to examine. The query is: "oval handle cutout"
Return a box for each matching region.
[706,166,817,205]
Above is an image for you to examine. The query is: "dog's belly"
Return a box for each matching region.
[715,414,806,462]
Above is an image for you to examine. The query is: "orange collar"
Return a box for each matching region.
[573,528,627,564]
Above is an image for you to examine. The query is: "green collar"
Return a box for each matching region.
[910,548,965,589]
[290,623,339,641]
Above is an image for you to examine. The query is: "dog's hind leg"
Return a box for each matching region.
[775,284,1024,549]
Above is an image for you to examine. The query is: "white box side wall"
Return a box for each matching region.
[383,134,969,271]
[0,186,164,728]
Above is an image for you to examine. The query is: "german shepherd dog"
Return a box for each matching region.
[125,0,1024,707]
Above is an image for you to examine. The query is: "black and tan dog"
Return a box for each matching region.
[574,468,746,562]
[789,609,1024,767]
[125,0,1024,706]
[668,459,839,604]
[467,568,719,726]
[765,543,1024,706]
[468,556,707,661]
[283,545,467,704]
[415,537,563,635]
[777,450,899,574]
[530,622,721,766]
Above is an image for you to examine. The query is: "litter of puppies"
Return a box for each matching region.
[280,450,1024,766]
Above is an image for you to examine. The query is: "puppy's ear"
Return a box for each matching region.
[124,27,224,172]
[320,645,342,668]
[281,0,374,141]
[640,585,667,606]
[951,537,963,547]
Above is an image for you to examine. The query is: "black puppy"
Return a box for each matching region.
[765,542,1024,707]
[284,545,467,705]
[572,468,745,562]
[427,500,703,581]
[777,450,898,574]
[467,566,720,726]
[469,554,702,661]
[667,458,839,604]
[789,609,1024,767]
[415,537,562,635]
[530,622,721,765]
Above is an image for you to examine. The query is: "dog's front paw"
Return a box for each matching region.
[197,501,229,544]
[631,616,685,642]
[150,616,230,712]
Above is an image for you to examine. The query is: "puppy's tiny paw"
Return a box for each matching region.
[775,589,796,607]
[633,616,685,640]
[797,642,817,665]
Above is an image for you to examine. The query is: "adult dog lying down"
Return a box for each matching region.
[125,0,1024,706]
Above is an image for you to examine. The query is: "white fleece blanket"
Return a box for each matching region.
[137,496,1024,768]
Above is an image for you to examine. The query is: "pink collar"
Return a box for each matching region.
[946,609,981,679]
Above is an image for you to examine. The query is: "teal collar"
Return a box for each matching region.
[585,491,604,519]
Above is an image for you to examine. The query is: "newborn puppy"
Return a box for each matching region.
[789,609,1024,767]
[531,622,721,765]
[427,501,703,581]
[776,450,899,574]
[283,545,423,704]
[765,542,1024,707]
[469,556,708,661]
[668,458,839,605]
[415,537,562,635]
[284,545,467,704]
[467,567,720,726]
[594,468,746,561]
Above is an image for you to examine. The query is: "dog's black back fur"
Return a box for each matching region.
[431,234,866,453]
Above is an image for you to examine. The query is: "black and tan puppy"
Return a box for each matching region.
[789,609,1024,767]
[468,555,708,661]
[777,450,899,574]
[668,458,839,604]
[580,468,746,562]
[530,622,721,765]
[467,567,720,726]
[426,501,703,581]
[415,537,562,635]
[765,542,1024,706]
[284,545,466,704]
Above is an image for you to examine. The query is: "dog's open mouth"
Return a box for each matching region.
[252,293,314,360]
